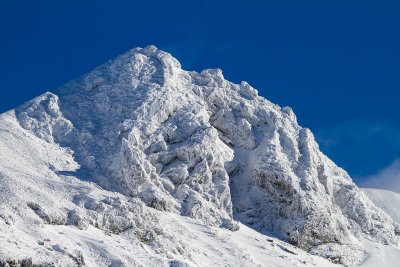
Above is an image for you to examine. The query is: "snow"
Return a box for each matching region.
[0,111,336,266]
[356,188,400,267]
[362,188,400,224]
[1,45,399,266]
[359,241,400,267]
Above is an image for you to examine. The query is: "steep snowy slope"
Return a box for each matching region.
[360,189,400,266]
[1,45,399,266]
[362,189,400,225]
[0,112,336,266]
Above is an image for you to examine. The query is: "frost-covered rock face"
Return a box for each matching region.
[14,45,400,266]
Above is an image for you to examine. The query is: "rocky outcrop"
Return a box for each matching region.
[14,45,399,266]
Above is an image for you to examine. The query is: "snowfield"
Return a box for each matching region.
[362,189,400,224]
[359,189,400,267]
[0,111,336,267]
[0,45,399,266]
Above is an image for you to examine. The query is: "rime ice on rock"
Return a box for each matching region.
[8,45,400,266]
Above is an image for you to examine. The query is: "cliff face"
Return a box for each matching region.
[2,46,399,266]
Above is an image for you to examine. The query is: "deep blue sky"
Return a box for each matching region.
[1,1,399,184]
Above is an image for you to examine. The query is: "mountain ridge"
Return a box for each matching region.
[1,45,399,266]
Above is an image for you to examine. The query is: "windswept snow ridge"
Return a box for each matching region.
[1,45,399,266]
[362,189,400,225]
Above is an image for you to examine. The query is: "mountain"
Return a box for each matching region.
[0,45,399,267]
[359,189,400,266]
[362,189,400,225]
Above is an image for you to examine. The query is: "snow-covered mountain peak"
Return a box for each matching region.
[79,45,182,92]
[120,45,182,71]
[1,46,400,266]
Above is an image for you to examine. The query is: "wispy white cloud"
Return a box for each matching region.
[359,159,400,193]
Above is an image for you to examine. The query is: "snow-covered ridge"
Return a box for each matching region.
[362,189,400,225]
[1,45,399,266]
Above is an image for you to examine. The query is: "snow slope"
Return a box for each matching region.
[359,189,400,267]
[0,111,336,266]
[1,45,399,266]
[362,188,400,224]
